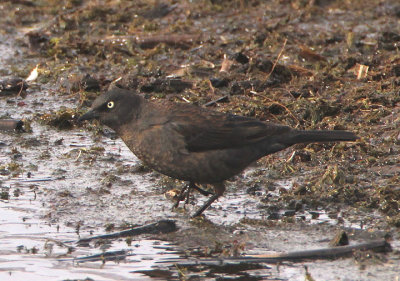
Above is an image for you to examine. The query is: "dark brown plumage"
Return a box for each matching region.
[79,87,358,217]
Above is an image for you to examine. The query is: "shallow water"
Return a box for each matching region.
[0,189,180,281]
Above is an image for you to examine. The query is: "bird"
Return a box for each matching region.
[78,87,358,217]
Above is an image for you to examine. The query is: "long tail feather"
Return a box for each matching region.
[288,130,358,145]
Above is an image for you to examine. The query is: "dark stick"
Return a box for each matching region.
[0,119,24,131]
[204,95,229,107]
[77,220,177,244]
[169,239,391,266]
[74,250,129,263]
[243,239,391,260]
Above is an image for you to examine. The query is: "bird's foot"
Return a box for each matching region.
[172,182,212,209]
[172,185,189,209]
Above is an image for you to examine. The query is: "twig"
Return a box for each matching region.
[168,239,391,266]
[57,250,131,263]
[287,151,297,162]
[204,95,229,107]
[263,96,299,124]
[75,149,83,161]
[17,81,25,97]
[208,79,215,95]
[77,220,177,244]
[17,177,55,183]
[264,38,287,82]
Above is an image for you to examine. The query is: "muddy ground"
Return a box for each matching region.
[0,0,399,280]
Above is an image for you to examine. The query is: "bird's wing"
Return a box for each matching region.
[168,113,291,152]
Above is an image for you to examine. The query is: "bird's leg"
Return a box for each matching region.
[191,182,226,217]
[173,182,216,210]
[172,184,189,209]
[184,182,194,204]
[184,183,212,204]
[191,184,213,196]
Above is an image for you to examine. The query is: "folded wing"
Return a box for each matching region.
[169,113,291,152]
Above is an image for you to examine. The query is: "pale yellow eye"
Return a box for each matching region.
[107,101,114,109]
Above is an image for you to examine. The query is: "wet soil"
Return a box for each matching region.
[1,0,399,280]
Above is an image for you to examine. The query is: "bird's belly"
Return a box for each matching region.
[133,146,260,183]
[120,130,268,183]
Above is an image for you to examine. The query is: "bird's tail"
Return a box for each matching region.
[287,130,358,145]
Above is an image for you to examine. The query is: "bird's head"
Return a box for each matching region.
[78,87,143,130]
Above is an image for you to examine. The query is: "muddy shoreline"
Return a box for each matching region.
[1,0,399,280]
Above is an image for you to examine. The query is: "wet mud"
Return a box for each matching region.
[1,1,400,280]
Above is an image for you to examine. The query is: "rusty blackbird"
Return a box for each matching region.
[79,87,358,217]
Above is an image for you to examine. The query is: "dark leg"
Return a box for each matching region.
[173,182,213,209]
[192,184,213,196]
[191,182,225,217]
[185,183,213,204]
[172,184,189,209]
[184,182,194,204]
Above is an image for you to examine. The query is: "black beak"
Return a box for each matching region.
[78,109,99,122]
